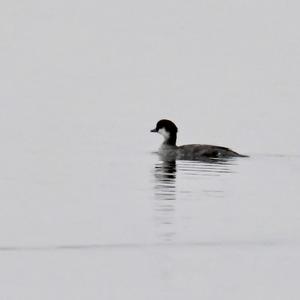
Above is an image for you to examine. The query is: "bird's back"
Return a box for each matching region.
[177,144,246,160]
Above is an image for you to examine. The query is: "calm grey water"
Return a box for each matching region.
[1,118,300,299]
[1,0,300,299]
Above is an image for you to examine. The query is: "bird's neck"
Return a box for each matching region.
[163,133,177,146]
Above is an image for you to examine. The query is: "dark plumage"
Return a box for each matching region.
[151,119,248,160]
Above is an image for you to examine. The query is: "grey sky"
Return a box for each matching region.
[1,0,299,153]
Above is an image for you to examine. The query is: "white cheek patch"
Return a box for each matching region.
[158,128,170,140]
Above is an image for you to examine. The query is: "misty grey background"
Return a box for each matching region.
[1,0,300,299]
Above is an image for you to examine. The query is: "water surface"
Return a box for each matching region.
[1,0,300,299]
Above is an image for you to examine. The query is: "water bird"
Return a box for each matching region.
[151,119,248,160]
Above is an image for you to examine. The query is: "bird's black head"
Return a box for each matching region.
[151,119,178,133]
[150,119,178,145]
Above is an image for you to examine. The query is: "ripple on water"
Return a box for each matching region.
[152,157,241,242]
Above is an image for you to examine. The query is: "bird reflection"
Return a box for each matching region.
[153,161,177,242]
[176,158,235,176]
[153,157,237,243]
